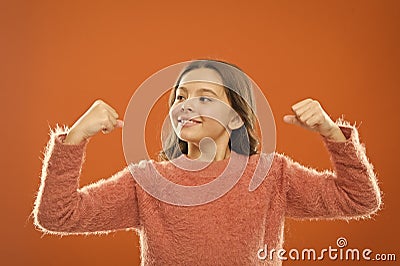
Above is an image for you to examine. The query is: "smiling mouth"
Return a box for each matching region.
[177,118,202,125]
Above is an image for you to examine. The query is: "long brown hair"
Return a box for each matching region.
[158,59,260,161]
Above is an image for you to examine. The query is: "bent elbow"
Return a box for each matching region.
[33,210,62,233]
[351,189,382,218]
[366,190,382,215]
[33,206,76,234]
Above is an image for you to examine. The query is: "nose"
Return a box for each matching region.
[181,99,194,112]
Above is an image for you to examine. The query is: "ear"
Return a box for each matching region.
[228,114,244,130]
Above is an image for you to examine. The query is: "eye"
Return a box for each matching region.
[175,95,185,101]
[199,96,212,103]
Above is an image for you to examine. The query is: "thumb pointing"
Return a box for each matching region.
[283,115,297,125]
[116,119,124,128]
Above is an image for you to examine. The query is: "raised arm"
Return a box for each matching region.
[280,98,382,220]
[32,99,140,235]
[32,125,141,235]
[281,121,382,220]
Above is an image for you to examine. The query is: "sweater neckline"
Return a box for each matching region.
[167,150,260,177]
[171,151,238,170]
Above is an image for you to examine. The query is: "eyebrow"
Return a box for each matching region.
[176,86,220,97]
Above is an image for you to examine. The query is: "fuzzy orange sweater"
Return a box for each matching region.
[32,120,381,265]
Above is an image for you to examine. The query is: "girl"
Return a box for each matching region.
[33,59,381,265]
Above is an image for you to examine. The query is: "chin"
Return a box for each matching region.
[179,135,201,145]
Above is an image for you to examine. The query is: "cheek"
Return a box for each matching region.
[198,103,232,126]
[169,103,180,123]
[202,118,226,131]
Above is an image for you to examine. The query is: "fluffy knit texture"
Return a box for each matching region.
[32,119,382,265]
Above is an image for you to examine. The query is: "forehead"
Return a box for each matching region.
[176,81,226,97]
[179,68,223,86]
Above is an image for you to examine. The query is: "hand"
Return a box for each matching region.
[283,98,346,141]
[64,99,124,144]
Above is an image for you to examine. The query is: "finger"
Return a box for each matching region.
[300,115,317,129]
[298,108,319,123]
[102,124,113,134]
[304,115,321,129]
[283,115,302,126]
[292,101,314,118]
[291,98,313,112]
[95,99,119,119]
[102,115,117,134]
[109,115,118,127]
[100,101,119,118]
[116,119,124,128]
[294,100,322,121]
[105,105,119,119]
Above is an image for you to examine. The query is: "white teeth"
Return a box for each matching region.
[178,119,199,124]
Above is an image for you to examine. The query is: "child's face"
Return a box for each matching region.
[169,68,237,146]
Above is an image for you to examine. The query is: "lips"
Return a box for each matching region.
[177,116,202,126]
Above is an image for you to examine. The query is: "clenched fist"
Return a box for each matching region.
[64,99,124,145]
[283,98,346,142]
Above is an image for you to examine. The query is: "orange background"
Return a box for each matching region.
[2,0,399,265]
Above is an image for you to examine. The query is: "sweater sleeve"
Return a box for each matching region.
[32,125,141,236]
[282,120,382,220]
